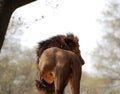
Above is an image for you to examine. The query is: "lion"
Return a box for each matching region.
[35,47,84,94]
[35,34,84,94]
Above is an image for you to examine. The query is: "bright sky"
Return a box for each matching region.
[13,0,107,72]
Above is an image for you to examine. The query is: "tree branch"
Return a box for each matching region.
[0,0,36,52]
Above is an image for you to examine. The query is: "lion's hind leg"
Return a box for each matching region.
[54,65,71,94]
[69,75,80,94]
[70,62,81,94]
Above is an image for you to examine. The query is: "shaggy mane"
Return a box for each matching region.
[36,33,80,64]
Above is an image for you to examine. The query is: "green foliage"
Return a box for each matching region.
[0,45,37,94]
[80,72,111,94]
[0,15,37,94]
[91,0,120,93]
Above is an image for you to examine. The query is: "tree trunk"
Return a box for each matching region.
[0,0,36,52]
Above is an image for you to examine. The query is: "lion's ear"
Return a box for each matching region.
[65,38,76,47]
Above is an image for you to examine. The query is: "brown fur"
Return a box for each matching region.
[36,47,84,94]
[36,34,81,64]
[35,34,84,94]
[35,79,54,94]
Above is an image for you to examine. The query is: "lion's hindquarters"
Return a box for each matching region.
[42,71,54,84]
[38,48,56,84]
[38,47,82,94]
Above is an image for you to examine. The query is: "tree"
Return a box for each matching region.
[0,30,37,94]
[91,0,120,93]
[0,49,36,94]
[0,14,37,94]
[0,0,36,51]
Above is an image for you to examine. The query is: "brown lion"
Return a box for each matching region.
[35,34,84,94]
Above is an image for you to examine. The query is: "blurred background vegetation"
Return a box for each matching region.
[0,0,120,94]
[0,15,37,94]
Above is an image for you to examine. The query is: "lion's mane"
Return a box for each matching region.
[36,33,80,64]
